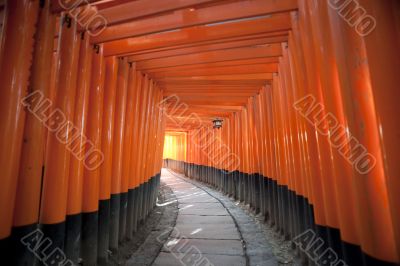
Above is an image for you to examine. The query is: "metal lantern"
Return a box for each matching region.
[212,118,223,129]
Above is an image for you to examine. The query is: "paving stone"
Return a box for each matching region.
[176,215,235,225]
[162,238,244,255]
[171,224,240,240]
[155,169,283,266]
[178,196,219,203]
[179,207,229,216]
[153,252,246,266]
[249,255,278,266]
[174,189,204,196]
[175,193,209,201]
[178,202,224,209]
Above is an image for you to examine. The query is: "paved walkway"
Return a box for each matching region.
[153,169,278,266]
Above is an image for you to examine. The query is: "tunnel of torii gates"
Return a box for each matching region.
[0,0,399,265]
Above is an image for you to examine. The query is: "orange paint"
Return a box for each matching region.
[39,14,80,225]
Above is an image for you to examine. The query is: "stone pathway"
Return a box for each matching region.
[152,169,279,266]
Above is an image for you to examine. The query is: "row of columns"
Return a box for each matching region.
[165,0,400,265]
[0,2,166,265]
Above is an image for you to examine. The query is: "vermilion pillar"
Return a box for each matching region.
[135,75,150,223]
[328,0,399,263]
[297,0,339,251]
[98,56,118,264]
[121,63,137,240]
[305,2,362,264]
[144,85,157,217]
[139,79,154,220]
[289,9,326,232]
[64,32,92,264]
[110,57,129,251]
[117,58,130,243]
[81,43,105,265]
[0,1,39,253]
[8,1,52,264]
[39,13,80,253]
[129,71,143,233]
[357,0,400,261]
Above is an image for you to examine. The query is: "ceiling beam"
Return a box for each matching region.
[164,91,256,97]
[92,0,297,43]
[157,73,273,82]
[146,57,279,73]
[129,35,287,61]
[150,64,277,78]
[125,32,286,56]
[97,0,223,24]
[52,0,218,15]
[188,105,243,111]
[103,13,291,56]
[136,44,282,70]
[159,80,269,86]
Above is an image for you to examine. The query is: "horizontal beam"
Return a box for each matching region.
[52,0,217,15]
[165,132,188,137]
[51,0,100,12]
[163,86,260,93]
[165,104,243,111]
[165,100,247,106]
[103,13,291,56]
[157,73,273,81]
[151,64,277,78]
[165,92,259,97]
[164,95,249,104]
[98,0,222,25]
[92,0,297,43]
[159,80,269,86]
[165,113,231,120]
[164,92,256,97]
[129,35,287,61]
[165,125,208,130]
[168,114,231,121]
[147,57,280,73]
[137,45,282,70]
[126,32,286,57]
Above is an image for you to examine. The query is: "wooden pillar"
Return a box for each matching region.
[98,56,118,264]
[123,63,137,240]
[328,0,399,263]
[140,79,154,220]
[9,1,52,264]
[117,58,130,243]
[81,43,105,266]
[0,0,39,248]
[135,75,150,223]
[64,31,92,263]
[357,0,400,261]
[39,11,79,256]
[129,71,143,234]
[109,57,129,251]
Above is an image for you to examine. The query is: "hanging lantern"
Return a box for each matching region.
[212,118,223,129]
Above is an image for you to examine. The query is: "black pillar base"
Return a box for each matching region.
[98,199,110,265]
[8,223,39,265]
[109,193,120,252]
[81,211,98,266]
[126,189,135,240]
[65,213,82,264]
[118,192,128,242]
